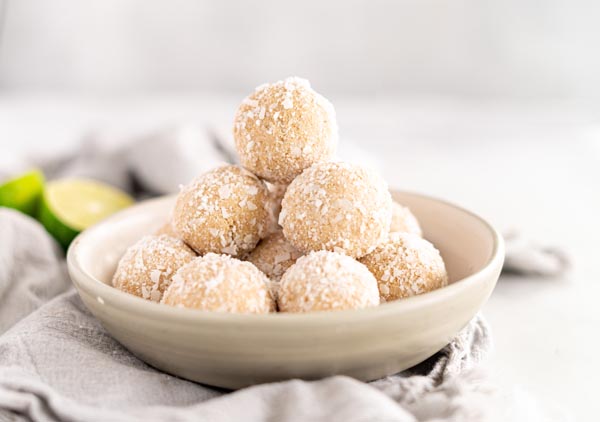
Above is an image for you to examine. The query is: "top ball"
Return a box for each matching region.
[233,77,338,184]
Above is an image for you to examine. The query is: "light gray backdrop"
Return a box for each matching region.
[0,0,599,99]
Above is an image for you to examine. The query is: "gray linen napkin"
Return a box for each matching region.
[0,209,70,334]
[0,209,496,422]
[0,127,561,421]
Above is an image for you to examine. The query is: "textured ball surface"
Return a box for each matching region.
[265,182,288,234]
[172,165,270,257]
[278,251,380,313]
[390,201,422,236]
[161,253,275,314]
[155,220,178,237]
[247,230,303,282]
[280,162,392,258]
[112,235,196,302]
[233,77,338,183]
[360,232,448,302]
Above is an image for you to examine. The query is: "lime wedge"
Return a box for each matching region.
[38,179,134,249]
[0,169,45,217]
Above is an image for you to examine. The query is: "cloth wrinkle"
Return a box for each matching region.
[0,202,495,422]
[0,127,559,421]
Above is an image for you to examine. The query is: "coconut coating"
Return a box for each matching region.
[161,253,275,314]
[360,232,448,302]
[233,77,338,184]
[172,165,270,257]
[247,231,303,282]
[390,201,422,236]
[112,235,196,302]
[265,182,288,234]
[279,162,392,258]
[155,220,178,237]
[278,251,380,313]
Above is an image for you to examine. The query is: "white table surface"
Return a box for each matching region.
[1,94,598,420]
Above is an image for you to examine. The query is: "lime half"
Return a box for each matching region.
[0,169,45,217]
[39,179,134,249]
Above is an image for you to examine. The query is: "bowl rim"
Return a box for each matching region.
[66,191,505,327]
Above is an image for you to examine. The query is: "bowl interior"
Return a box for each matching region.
[75,191,496,294]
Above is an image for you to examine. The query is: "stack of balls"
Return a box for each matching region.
[112,77,448,314]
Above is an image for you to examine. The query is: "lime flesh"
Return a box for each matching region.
[39,179,133,249]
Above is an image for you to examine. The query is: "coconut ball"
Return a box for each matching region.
[233,77,338,184]
[161,253,275,314]
[155,220,178,237]
[280,161,392,258]
[265,182,288,234]
[360,232,448,302]
[390,201,422,236]
[247,231,303,282]
[172,165,270,257]
[112,235,196,302]
[278,251,380,313]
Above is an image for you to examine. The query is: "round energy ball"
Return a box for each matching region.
[359,232,448,302]
[247,231,303,282]
[172,165,270,257]
[112,235,196,302]
[265,182,288,234]
[278,251,380,313]
[390,201,422,236]
[280,162,393,258]
[233,77,338,184]
[161,253,275,314]
[155,220,178,237]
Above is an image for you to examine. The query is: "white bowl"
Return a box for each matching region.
[67,191,504,389]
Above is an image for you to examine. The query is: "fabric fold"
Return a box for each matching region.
[0,129,518,421]
[0,288,495,422]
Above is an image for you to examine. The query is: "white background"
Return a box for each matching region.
[2,0,600,99]
[1,1,600,420]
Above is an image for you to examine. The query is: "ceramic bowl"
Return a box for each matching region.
[67,191,504,389]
